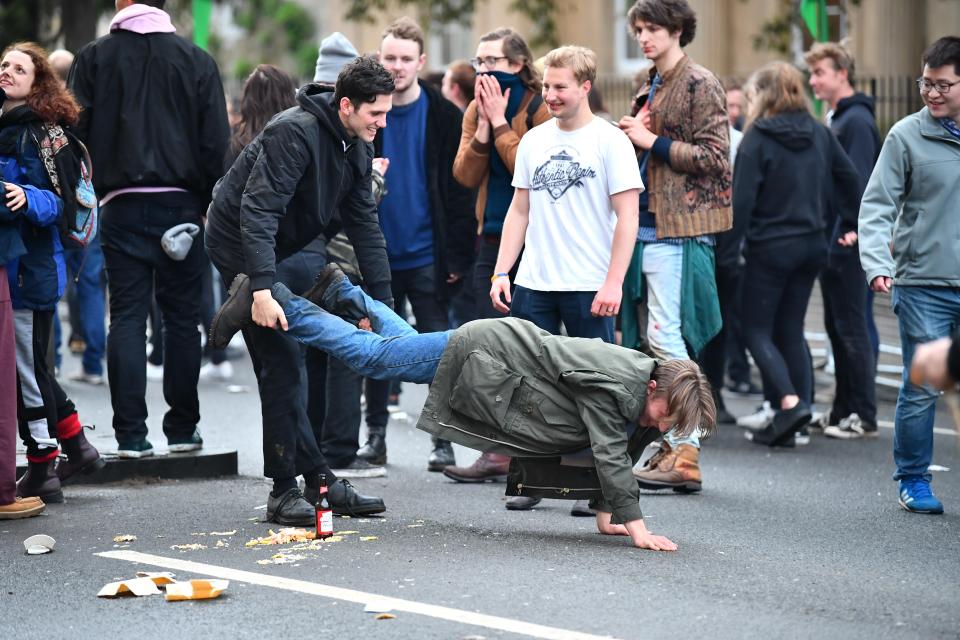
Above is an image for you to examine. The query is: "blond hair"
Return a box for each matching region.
[650,359,716,438]
[542,45,597,85]
[745,61,811,129]
[382,16,424,54]
[804,41,856,85]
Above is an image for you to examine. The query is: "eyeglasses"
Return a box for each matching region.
[470,56,508,70]
[916,78,959,95]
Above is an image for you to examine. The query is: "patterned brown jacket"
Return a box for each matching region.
[631,55,732,238]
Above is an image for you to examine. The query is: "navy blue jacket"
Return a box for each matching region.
[0,122,66,310]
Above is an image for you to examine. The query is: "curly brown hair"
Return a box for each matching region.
[2,42,80,126]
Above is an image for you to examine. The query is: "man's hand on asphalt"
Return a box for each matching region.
[909,337,953,389]
[252,289,288,331]
[624,518,678,551]
[871,276,892,293]
[591,283,622,317]
[490,276,511,313]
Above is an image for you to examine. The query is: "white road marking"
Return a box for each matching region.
[876,420,957,437]
[96,550,619,640]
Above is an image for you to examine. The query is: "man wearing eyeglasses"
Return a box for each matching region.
[858,36,960,516]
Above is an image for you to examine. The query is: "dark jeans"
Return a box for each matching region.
[510,286,615,342]
[741,233,826,403]
[200,258,229,365]
[701,240,743,398]
[472,238,516,320]
[820,249,877,425]
[53,233,106,375]
[101,197,203,445]
[0,267,15,503]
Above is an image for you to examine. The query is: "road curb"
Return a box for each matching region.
[16,448,238,484]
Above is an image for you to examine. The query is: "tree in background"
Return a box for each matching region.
[222,0,316,81]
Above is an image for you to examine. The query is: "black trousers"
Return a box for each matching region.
[820,249,878,425]
[471,237,516,320]
[101,197,203,446]
[741,233,826,403]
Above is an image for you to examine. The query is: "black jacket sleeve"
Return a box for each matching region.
[240,125,311,291]
[438,100,477,276]
[195,52,231,201]
[829,131,863,235]
[837,113,879,193]
[341,144,393,306]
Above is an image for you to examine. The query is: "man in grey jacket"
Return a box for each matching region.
[858,36,960,515]
[211,266,717,551]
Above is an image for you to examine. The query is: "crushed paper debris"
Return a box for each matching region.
[113,535,137,543]
[135,572,176,585]
[215,540,229,548]
[23,534,55,555]
[359,536,378,541]
[256,552,308,565]
[170,543,207,551]
[245,528,315,547]
[210,530,237,536]
[165,579,229,601]
[375,613,396,620]
[98,577,162,598]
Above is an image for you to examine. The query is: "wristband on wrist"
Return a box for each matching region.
[490,272,509,283]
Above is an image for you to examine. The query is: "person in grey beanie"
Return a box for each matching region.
[315,33,359,84]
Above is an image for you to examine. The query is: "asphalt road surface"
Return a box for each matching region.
[4,345,959,639]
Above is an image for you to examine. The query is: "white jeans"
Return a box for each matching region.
[641,242,700,449]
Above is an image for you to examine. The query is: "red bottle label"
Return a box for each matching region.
[317,508,333,538]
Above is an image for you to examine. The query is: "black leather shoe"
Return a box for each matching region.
[315,479,386,516]
[266,488,316,526]
[505,496,541,510]
[210,274,252,349]
[356,433,387,466]
[746,403,810,447]
[303,265,365,325]
[427,439,455,471]
[17,460,64,503]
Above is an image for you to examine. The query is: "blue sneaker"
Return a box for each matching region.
[898,478,944,514]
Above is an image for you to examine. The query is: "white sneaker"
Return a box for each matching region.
[824,413,875,440]
[68,370,105,386]
[199,360,234,381]
[146,363,164,382]
[736,401,775,431]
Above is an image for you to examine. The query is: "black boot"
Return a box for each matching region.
[427,439,455,472]
[356,432,387,466]
[16,459,64,503]
[315,479,385,516]
[55,428,106,484]
[265,488,316,526]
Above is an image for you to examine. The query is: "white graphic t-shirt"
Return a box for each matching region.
[512,116,644,292]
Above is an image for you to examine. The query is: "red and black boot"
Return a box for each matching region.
[17,452,64,504]
[54,413,105,484]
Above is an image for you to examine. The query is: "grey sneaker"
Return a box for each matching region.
[824,413,876,440]
[331,458,386,478]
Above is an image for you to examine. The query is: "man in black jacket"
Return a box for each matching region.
[358,17,476,472]
[68,0,229,459]
[806,42,881,440]
[205,56,395,525]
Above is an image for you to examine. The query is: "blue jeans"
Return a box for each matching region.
[54,234,106,375]
[273,279,450,385]
[891,285,960,481]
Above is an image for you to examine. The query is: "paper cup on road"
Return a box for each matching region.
[23,534,55,555]
[165,579,229,601]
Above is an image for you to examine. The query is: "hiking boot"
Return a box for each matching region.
[117,438,154,459]
[736,401,775,431]
[266,488,316,526]
[824,413,878,440]
[331,458,387,479]
[505,496,541,510]
[168,430,203,453]
[16,459,64,504]
[0,496,46,520]
[898,477,944,514]
[633,443,702,493]
[442,452,510,483]
[356,433,387,466]
[55,427,105,484]
[210,274,253,350]
[303,265,364,325]
[427,439,455,472]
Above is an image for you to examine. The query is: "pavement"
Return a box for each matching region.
[4,309,960,639]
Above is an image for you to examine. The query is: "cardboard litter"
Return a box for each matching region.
[375,614,396,620]
[164,579,229,601]
[359,536,378,541]
[98,577,162,598]
[170,543,207,551]
[23,534,55,555]
[210,530,237,536]
[113,534,137,543]
[135,571,176,585]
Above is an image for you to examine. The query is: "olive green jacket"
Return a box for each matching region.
[417,318,658,524]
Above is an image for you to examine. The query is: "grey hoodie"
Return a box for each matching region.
[858,107,960,287]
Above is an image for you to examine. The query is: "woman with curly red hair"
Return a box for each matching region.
[0,41,104,513]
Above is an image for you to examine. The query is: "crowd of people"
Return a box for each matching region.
[0,0,958,548]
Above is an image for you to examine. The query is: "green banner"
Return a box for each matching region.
[193,0,213,50]
[800,0,828,42]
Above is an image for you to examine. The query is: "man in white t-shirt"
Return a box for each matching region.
[490,45,643,514]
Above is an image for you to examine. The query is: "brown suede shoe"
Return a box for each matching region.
[633,443,702,493]
[0,496,46,520]
[442,452,510,483]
